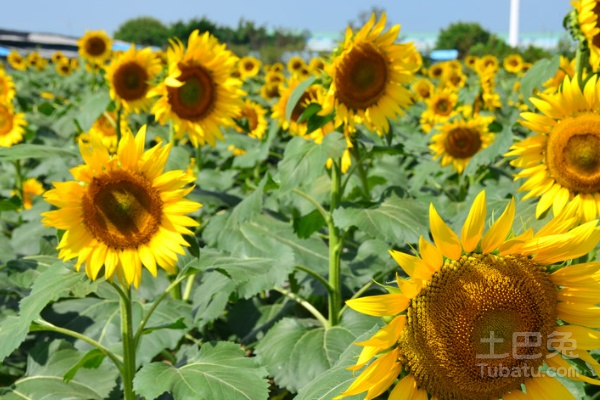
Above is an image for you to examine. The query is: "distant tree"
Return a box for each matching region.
[169,17,218,44]
[114,16,170,47]
[436,22,491,58]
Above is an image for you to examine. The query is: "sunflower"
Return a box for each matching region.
[543,56,575,93]
[238,56,262,79]
[503,53,524,74]
[78,30,112,65]
[26,52,42,70]
[106,45,161,113]
[320,12,415,135]
[0,102,26,147]
[149,30,244,147]
[260,82,281,101]
[234,99,268,139]
[507,74,600,222]
[0,69,16,102]
[20,178,45,210]
[270,62,285,73]
[338,190,600,400]
[464,55,479,69]
[411,78,434,102]
[265,70,285,86]
[287,56,306,75]
[575,0,600,70]
[7,51,26,71]
[442,68,467,89]
[42,126,201,289]
[309,56,326,74]
[430,114,495,173]
[477,55,499,73]
[84,110,129,152]
[55,58,73,76]
[428,63,445,80]
[51,51,65,64]
[420,87,459,133]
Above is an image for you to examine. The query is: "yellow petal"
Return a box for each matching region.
[524,375,575,400]
[418,236,443,274]
[345,294,409,316]
[429,203,461,260]
[481,198,515,254]
[355,316,406,348]
[389,250,431,280]
[388,374,428,400]
[461,191,486,252]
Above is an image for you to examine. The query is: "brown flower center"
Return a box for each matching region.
[444,126,482,159]
[167,64,215,121]
[547,113,600,194]
[82,170,163,249]
[85,36,108,57]
[334,42,388,110]
[400,254,557,400]
[113,61,150,101]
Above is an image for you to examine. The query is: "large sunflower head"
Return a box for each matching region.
[575,0,600,71]
[0,102,26,147]
[7,51,26,71]
[233,99,268,140]
[78,30,112,65]
[42,125,202,289]
[430,114,495,173]
[149,30,244,147]
[507,74,600,222]
[320,12,416,135]
[106,45,161,113]
[0,69,16,102]
[339,191,600,400]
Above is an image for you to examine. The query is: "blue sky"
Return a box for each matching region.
[2,0,571,37]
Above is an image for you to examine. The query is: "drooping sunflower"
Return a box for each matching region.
[0,69,16,102]
[78,30,112,65]
[42,126,201,289]
[320,12,416,135]
[503,53,524,74]
[575,0,600,70]
[238,56,262,80]
[0,102,26,147]
[149,30,244,147]
[106,45,161,113]
[234,99,268,139]
[507,74,600,222]
[430,114,495,173]
[7,51,26,71]
[338,191,600,400]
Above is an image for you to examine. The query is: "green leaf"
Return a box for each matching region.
[184,234,200,258]
[0,196,21,211]
[0,263,85,362]
[297,102,322,123]
[295,324,382,400]
[278,131,346,193]
[63,348,106,383]
[0,144,79,160]
[232,119,279,169]
[333,195,429,244]
[520,55,560,109]
[293,208,327,239]
[76,90,111,132]
[133,341,269,400]
[255,312,379,393]
[285,76,317,122]
[0,340,119,400]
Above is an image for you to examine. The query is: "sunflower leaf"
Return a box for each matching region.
[0,144,79,160]
[133,341,269,400]
[333,195,429,245]
[0,262,84,362]
[278,131,346,193]
[285,76,317,122]
[519,55,560,109]
[255,311,379,393]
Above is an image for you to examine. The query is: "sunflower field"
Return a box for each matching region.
[2,3,600,400]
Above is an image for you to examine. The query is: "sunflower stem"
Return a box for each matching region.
[12,160,24,212]
[274,287,329,328]
[575,44,590,89]
[118,284,136,400]
[327,159,343,327]
[350,143,370,201]
[115,104,123,143]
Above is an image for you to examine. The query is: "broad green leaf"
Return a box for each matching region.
[285,76,317,122]
[520,55,560,109]
[333,195,429,244]
[255,311,379,393]
[0,144,79,160]
[63,348,106,383]
[75,90,111,132]
[293,208,327,239]
[295,324,382,400]
[0,263,84,362]
[278,131,346,193]
[0,340,119,400]
[193,271,236,328]
[133,341,269,400]
[232,119,279,168]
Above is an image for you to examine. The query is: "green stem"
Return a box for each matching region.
[115,104,123,143]
[12,160,23,204]
[294,265,334,295]
[118,284,136,400]
[274,287,329,328]
[182,275,195,301]
[327,160,343,327]
[30,319,123,374]
[350,144,370,201]
[575,45,589,89]
[292,188,329,222]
